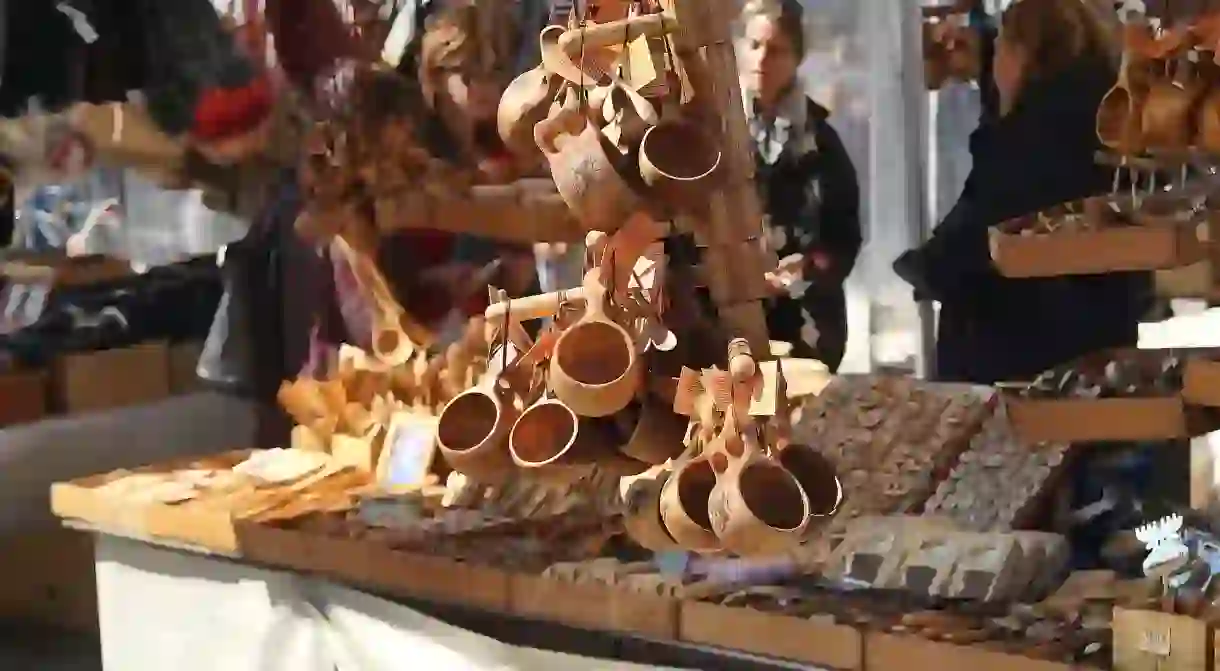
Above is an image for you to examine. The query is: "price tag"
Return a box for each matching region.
[378,412,438,492]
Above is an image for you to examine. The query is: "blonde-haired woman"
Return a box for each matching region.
[739,0,862,372]
[894,0,1148,383]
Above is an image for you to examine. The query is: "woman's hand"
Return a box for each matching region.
[766,253,812,298]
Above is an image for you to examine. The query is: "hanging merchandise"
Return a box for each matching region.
[138,0,273,162]
[921,3,984,91]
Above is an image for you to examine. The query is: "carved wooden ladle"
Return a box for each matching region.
[1097,22,1152,154]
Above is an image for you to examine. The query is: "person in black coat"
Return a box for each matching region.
[740,0,862,372]
[894,0,1150,384]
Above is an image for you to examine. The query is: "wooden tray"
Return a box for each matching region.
[51,451,252,542]
[51,451,367,553]
[1003,396,1191,443]
[989,224,1205,278]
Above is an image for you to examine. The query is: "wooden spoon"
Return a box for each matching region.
[1097,44,1143,154]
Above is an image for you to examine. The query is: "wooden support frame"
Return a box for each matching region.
[659,0,775,358]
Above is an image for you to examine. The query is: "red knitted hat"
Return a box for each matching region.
[191,75,274,141]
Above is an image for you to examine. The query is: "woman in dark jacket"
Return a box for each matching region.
[741,0,862,372]
[894,0,1149,384]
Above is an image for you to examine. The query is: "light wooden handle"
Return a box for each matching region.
[484,287,587,321]
[727,338,756,381]
[558,14,676,53]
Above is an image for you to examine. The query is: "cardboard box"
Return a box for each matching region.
[0,368,47,426]
[52,342,171,413]
[509,574,678,640]
[0,529,96,633]
[679,600,862,669]
[864,632,1073,671]
[1,254,131,288]
[1113,607,1212,671]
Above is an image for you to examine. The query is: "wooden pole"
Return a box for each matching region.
[660,0,775,358]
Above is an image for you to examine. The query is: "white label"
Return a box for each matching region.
[1139,628,1171,656]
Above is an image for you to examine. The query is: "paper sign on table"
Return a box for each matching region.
[377,412,439,492]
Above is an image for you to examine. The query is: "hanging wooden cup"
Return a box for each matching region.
[535,85,587,153]
[1198,86,1220,153]
[539,24,610,87]
[944,25,981,81]
[621,468,683,551]
[618,398,688,465]
[774,443,841,534]
[509,397,625,483]
[435,342,523,483]
[550,268,641,417]
[638,120,723,214]
[1142,52,1204,153]
[600,78,658,152]
[541,14,677,87]
[498,63,564,160]
[706,413,810,556]
[586,85,614,128]
[538,118,642,234]
[922,22,949,90]
[659,455,722,552]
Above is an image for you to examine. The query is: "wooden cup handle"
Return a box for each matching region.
[558,14,676,54]
[485,287,588,321]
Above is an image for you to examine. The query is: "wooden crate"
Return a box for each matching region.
[1113,607,1212,671]
[679,600,862,670]
[864,632,1073,671]
[509,574,678,640]
[0,368,47,427]
[0,529,96,633]
[52,342,171,414]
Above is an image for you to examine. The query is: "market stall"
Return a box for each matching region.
[32,0,1220,670]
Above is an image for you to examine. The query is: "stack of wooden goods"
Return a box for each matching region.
[53,360,1220,670]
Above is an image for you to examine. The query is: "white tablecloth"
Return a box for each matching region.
[94,536,684,671]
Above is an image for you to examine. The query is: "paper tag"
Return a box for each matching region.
[380,413,437,491]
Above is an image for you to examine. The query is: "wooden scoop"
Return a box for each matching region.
[1097,42,1144,154]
